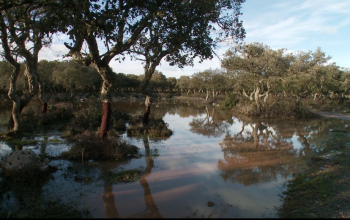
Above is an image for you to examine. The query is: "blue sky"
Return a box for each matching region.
[39,0,350,78]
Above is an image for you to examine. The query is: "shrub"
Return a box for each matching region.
[66,101,129,135]
[63,130,139,161]
[165,93,172,99]
[20,101,74,131]
[231,96,317,118]
[220,92,239,110]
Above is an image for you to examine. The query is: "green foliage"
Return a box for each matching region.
[66,103,129,136]
[63,130,139,161]
[20,101,74,131]
[221,92,239,110]
[165,93,173,99]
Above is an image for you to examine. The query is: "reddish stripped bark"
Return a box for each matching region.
[100,102,112,138]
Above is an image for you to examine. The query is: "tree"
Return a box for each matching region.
[177,75,191,95]
[0,0,64,131]
[192,68,226,101]
[0,61,27,95]
[64,0,160,138]
[65,0,246,137]
[51,60,101,98]
[166,77,177,93]
[129,0,245,125]
[222,42,294,115]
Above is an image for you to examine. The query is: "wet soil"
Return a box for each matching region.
[278,111,350,218]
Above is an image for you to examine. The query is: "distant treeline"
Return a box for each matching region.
[1,42,349,104]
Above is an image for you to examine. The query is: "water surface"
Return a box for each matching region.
[1,100,349,218]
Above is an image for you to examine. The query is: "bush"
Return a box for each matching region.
[165,93,172,99]
[21,101,74,131]
[231,96,318,118]
[220,92,239,110]
[63,130,139,161]
[66,100,129,135]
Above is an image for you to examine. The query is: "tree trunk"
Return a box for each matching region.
[143,95,151,126]
[254,85,261,115]
[100,102,112,139]
[205,90,209,101]
[9,98,21,132]
[7,66,21,132]
[7,97,33,131]
[96,66,114,139]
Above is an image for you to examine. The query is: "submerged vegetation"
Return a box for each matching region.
[63,131,140,161]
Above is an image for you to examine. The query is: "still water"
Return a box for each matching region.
[1,99,348,218]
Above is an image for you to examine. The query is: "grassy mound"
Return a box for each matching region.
[62,131,139,161]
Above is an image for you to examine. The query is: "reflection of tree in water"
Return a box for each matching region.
[189,106,233,137]
[129,135,162,218]
[219,116,350,186]
[174,105,203,118]
[218,119,307,186]
[271,118,350,156]
[100,134,162,218]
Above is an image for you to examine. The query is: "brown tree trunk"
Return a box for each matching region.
[100,102,111,139]
[205,90,209,101]
[7,98,32,131]
[143,95,151,126]
[9,98,21,132]
[7,64,21,132]
[103,184,119,218]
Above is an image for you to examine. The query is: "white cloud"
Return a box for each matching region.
[28,0,350,76]
[38,44,70,61]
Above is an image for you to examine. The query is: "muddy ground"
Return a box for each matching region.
[278,111,350,218]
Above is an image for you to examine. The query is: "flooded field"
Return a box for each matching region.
[1,99,349,218]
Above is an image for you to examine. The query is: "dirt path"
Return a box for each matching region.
[313,110,350,121]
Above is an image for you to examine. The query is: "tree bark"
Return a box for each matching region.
[100,102,112,139]
[254,85,261,115]
[9,97,21,131]
[143,95,151,126]
[7,97,33,131]
[7,65,21,131]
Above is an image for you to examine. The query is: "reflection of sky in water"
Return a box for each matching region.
[1,104,341,218]
[19,135,72,157]
[22,143,72,157]
[291,133,303,155]
[0,142,12,162]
